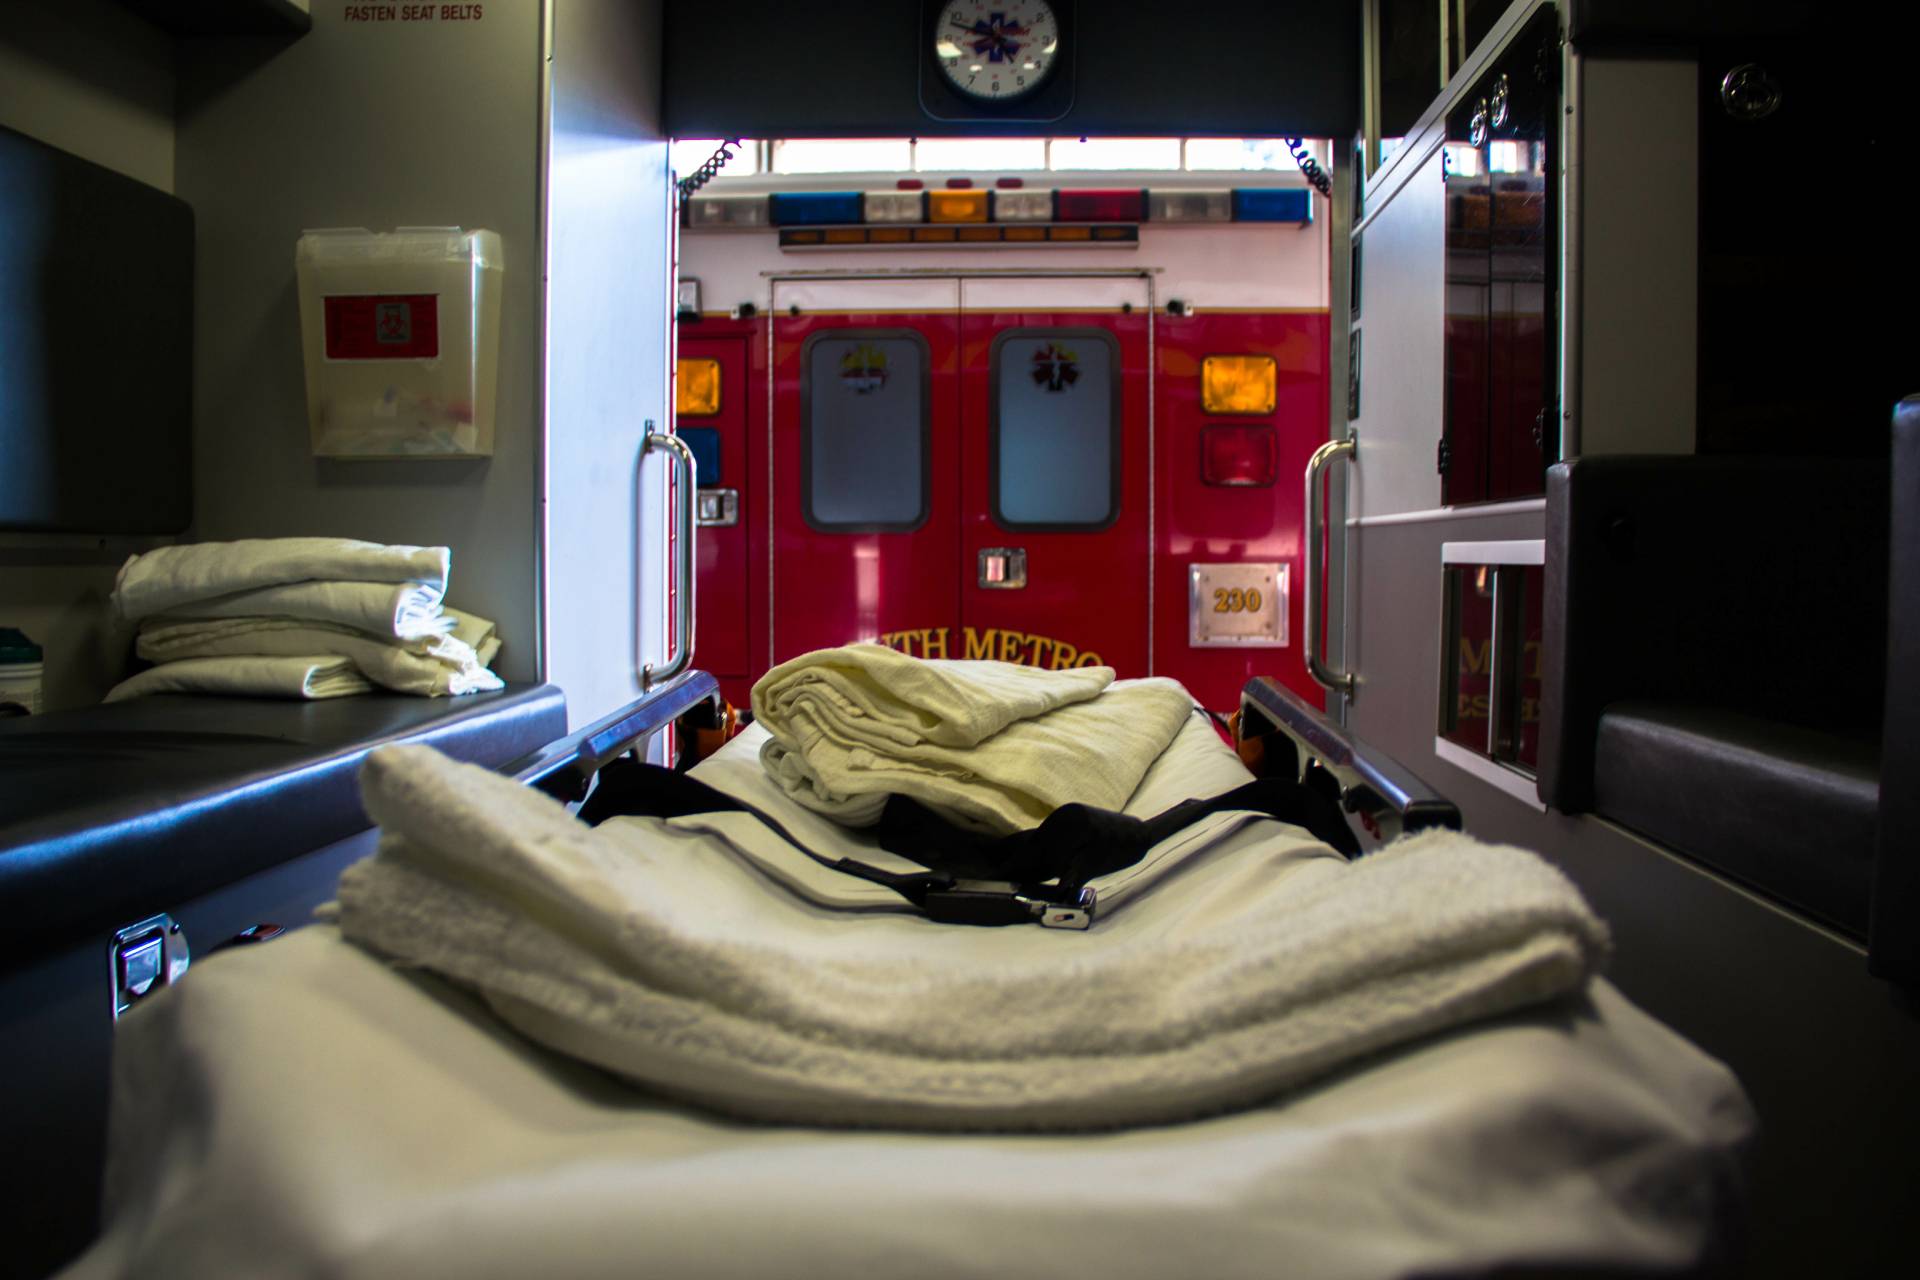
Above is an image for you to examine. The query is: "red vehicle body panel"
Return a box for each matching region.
[677,335,751,682]
[677,297,1328,714]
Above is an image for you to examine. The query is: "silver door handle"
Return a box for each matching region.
[1304,435,1356,696]
[641,429,696,689]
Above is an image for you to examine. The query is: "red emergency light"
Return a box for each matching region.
[1201,424,1278,487]
[1055,188,1148,222]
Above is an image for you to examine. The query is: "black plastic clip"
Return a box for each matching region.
[920,881,1096,930]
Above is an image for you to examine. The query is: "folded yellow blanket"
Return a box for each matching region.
[751,644,1192,833]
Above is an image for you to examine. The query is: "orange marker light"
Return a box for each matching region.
[927,190,991,224]
[677,358,722,416]
[1201,355,1278,415]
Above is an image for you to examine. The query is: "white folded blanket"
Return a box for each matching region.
[105,655,372,702]
[136,619,502,697]
[443,607,501,668]
[114,537,450,623]
[149,580,451,641]
[334,744,1611,1132]
[751,645,1191,832]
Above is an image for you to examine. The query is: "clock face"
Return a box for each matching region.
[934,2,1061,102]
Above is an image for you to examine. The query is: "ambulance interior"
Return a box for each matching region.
[1,2,1915,1278]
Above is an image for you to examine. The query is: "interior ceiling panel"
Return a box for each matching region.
[664,1,1358,140]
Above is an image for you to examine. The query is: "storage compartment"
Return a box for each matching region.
[295,227,503,458]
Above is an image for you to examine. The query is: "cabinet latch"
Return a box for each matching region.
[111,914,190,1019]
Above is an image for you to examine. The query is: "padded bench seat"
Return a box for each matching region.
[0,685,567,956]
[1594,701,1881,936]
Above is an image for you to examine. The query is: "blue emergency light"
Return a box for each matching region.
[769,192,865,226]
[1231,188,1313,224]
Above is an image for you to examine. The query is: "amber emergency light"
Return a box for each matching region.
[927,190,991,224]
[1201,355,1278,414]
[677,358,722,416]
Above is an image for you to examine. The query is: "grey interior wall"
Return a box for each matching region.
[0,0,174,192]
[544,0,672,728]
[0,1,177,708]
[174,8,544,681]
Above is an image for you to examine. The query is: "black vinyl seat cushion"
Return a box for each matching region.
[1594,701,1881,937]
[0,685,566,956]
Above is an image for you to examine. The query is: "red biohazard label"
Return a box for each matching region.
[323,294,440,360]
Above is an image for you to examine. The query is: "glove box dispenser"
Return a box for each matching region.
[295,227,502,458]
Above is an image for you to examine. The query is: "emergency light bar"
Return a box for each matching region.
[769,192,864,225]
[863,191,926,223]
[1149,190,1233,222]
[685,194,771,228]
[1230,188,1313,223]
[927,190,991,223]
[991,189,1055,222]
[1055,189,1147,222]
[778,225,1140,249]
[690,184,1313,240]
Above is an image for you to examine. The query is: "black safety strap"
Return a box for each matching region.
[576,756,1358,928]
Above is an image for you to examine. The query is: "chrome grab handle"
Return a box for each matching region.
[642,429,696,689]
[1304,435,1357,696]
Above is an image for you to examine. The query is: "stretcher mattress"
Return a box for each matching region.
[62,716,1753,1279]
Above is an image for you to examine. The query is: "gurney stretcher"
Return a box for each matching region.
[59,672,1753,1279]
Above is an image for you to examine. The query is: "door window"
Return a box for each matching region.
[990,329,1120,530]
[801,331,930,531]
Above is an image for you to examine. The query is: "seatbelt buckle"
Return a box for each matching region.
[921,881,1098,929]
[1034,886,1096,931]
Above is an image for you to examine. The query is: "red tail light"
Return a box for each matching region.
[1201,425,1278,487]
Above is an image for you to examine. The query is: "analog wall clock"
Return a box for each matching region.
[934,1,1060,102]
[920,0,1075,122]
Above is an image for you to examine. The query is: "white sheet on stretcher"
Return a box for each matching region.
[62,714,1753,1279]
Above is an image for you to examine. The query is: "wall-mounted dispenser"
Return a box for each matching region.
[295,227,502,458]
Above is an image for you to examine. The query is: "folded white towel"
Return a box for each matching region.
[150,580,451,640]
[443,607,501,668]
[136,620,502,697]
[335,744,1611,1132]
[105,655,372,702]
[114,538,450,623]
[752,645,1190,832]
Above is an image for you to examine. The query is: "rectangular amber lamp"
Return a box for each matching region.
[927,190,990,224]
[1202,354,1277,415]
[677,357,721,416]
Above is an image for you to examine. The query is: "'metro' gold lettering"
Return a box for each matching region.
[963,627,996,660]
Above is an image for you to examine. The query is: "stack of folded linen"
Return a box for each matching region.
[105,537,504,702]
[750,642,1195,833]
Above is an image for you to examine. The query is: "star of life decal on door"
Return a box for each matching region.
[1030,343,1079,392]
[839,343,890,394]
